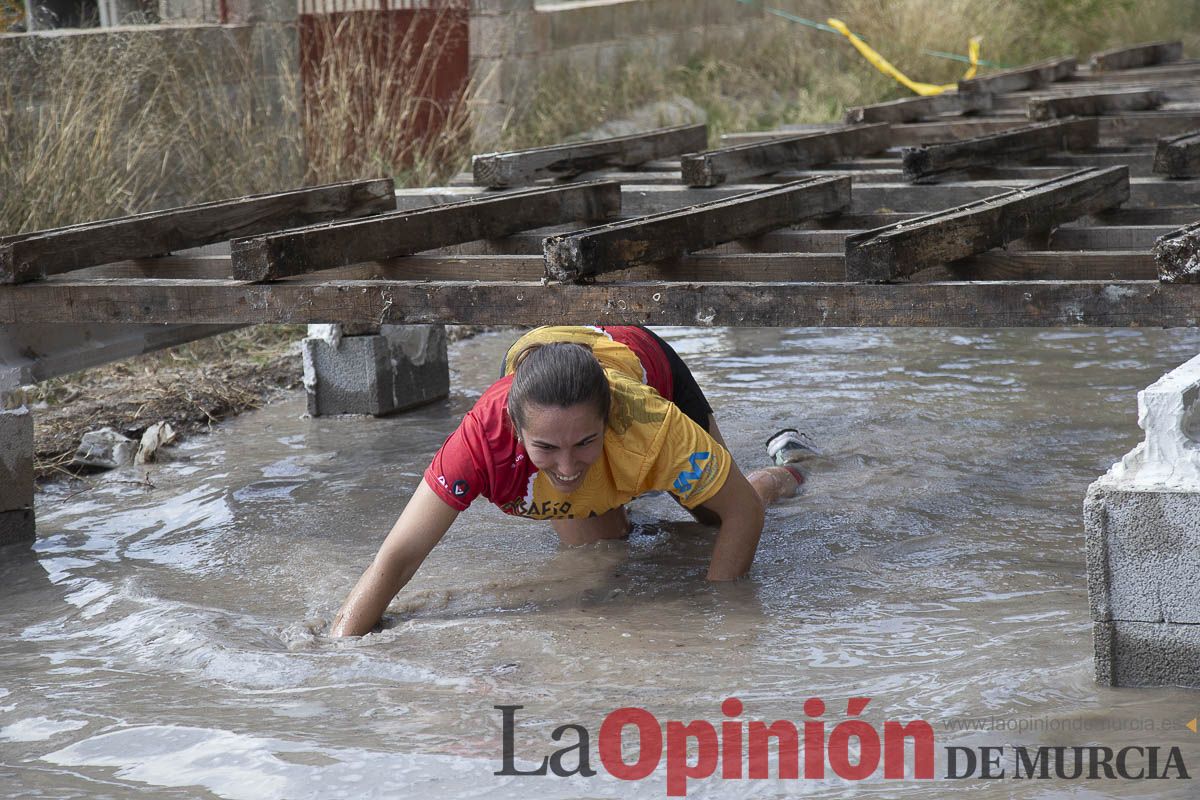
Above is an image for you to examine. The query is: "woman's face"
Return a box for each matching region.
[519,402,606,493]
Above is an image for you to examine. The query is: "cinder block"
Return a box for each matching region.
[0,508,35,547]
[302,325,448,417]
[1094,620,1200,688]
[0,407,33,513]
[1085,484,1200,624]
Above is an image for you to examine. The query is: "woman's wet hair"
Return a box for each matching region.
[508,343,610,433]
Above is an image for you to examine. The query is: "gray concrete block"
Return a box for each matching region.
[0,508,35,547]
[1094,620,1200,688]
[302,325,448,417]
[1085,484,1200,624]
[0,407,33,513]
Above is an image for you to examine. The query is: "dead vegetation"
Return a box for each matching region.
[27,326,305,481]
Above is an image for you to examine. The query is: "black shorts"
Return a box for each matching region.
[639,327,715,432]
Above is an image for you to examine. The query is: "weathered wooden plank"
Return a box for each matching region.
[1153,130,1200,178]
[844,92,993,124]
[0,179,396,285]
[679,124,890,187]
[959,57,1078,95]
[395,177,1196,216]
[64,250,1156,284]
[844,167,1130,282]
[1047,225,1178,250]
[1089,41,1184,72]
[1092,207,1200,225]
[436,222,1166,257]
[902,119,1100,181]
[1027,88,1165,120]
[1153,220,1200,283]
[1101,112,1200,143]
[994,79,1200,110]
[543,177,851,281]
[2,278,1197,327]
[1070,60,1200,83]
[1037,150,1154,177]
[820,112,1200,146]
[471,124,708,187]
[231,181,622,282]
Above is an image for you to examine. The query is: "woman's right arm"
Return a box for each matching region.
[331,480,461,637]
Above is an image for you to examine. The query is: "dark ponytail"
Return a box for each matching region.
[507,343,610,433]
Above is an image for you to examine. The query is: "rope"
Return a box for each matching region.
[736,1,990,96]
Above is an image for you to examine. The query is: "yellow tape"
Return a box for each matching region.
[826,18,981,96]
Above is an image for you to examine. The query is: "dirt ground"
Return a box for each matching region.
[25,325,488,483]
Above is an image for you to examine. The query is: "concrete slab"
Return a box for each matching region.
[1094,620,1200,688]
[302,325,449,417]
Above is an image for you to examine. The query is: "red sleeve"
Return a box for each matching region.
[424,418,486,511]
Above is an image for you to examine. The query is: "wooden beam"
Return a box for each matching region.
[0,179,396,285]
[680,124,890,187]
[844,167,1129,282]
[1089,41,1184,72]
[542,177,850,281]
[3,278,1198,328]
[844,92,993,124]
[471,124,708,188]
[1153,220,1200,283]
[1102,111,1200,143]
[959,56,1077,95]
[1027,88,1165,120]
[1047,225,1178,250]
[438,222,1167,257]
[993,79,1200,110]
[63,250,1155,284]
[1069,61,1200,83]
[231,181,622,282]
[831,112,1200,146]
[394,177,1196,217]
[902,119,1100,181]
[1153,129,1200,178]
[1093,207,1200,225]
[1037,150,1154,177]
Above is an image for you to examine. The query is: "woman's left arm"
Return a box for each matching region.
[695,465,765,581]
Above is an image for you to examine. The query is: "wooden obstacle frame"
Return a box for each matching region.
[3,40,1200,330]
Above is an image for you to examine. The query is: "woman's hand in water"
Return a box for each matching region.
[331,481,460,637]
[694,466,765,581]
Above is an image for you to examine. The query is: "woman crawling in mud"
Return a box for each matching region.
[331,326,812,637]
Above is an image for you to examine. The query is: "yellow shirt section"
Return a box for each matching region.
[503,369,731,520]
[503,326,646,383]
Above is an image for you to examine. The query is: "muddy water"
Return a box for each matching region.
[4,327,1200,799]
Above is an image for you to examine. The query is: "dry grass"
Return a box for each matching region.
[300,8,475,188]
[1,10,475,237]
[501,0,1200,149]
[0,27,304,235]
[29,326,306,480]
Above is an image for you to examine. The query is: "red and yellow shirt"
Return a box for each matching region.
[423,326,730,519]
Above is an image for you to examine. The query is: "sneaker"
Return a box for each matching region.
[765,428,818,466]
